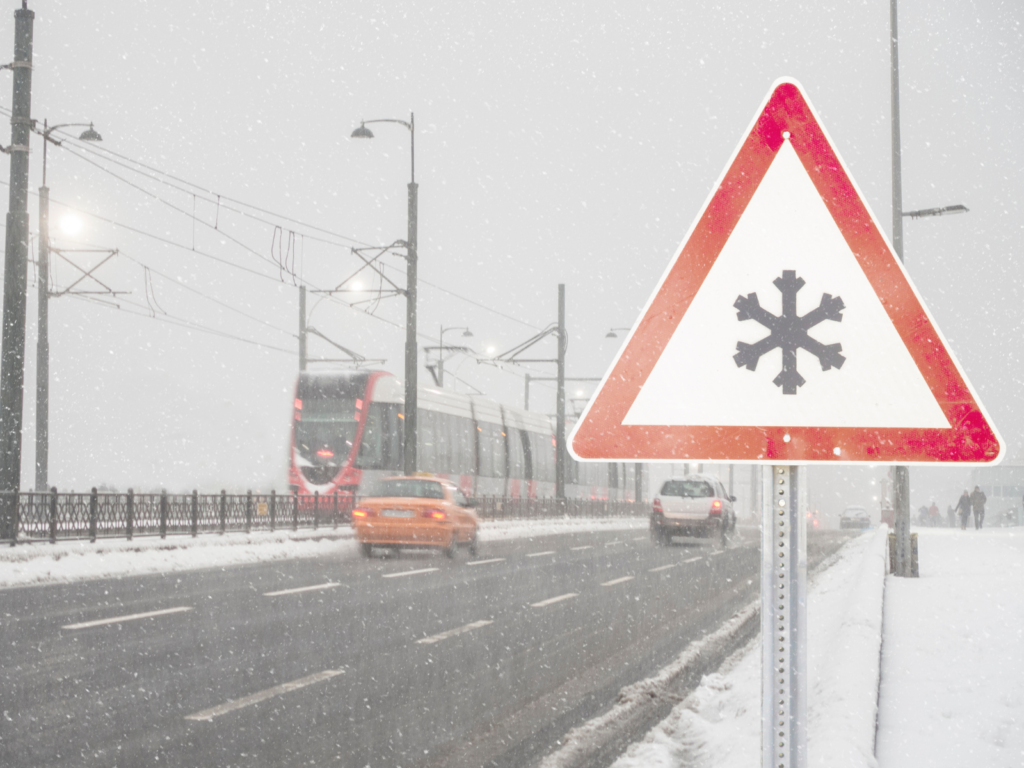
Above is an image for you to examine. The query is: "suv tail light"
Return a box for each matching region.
[710,499,723,516]
[652,498,663,514]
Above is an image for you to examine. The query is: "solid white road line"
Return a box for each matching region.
[526,551,556,558]
[63,606,192,630]
[264,582,340,597]
[569,545,592,551]
[531,593,578,608]
[648,563,678,573]
[416,619,493,645]
[467,558,506,567]
[601,576,635,587]
[683,556,703,563]
[382,567,439,579]
[184,669,344,722]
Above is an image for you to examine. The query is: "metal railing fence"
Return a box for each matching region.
[0,490,647,545]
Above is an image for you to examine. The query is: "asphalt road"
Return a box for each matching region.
[0,527,851,767]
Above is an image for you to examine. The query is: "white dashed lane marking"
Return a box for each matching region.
[526,551,556,558]
[63,606,192,630]
[531,593,578,608]
[601,576,635,587]
[648,563,678,572]
[184,670,344,721]
[683,556,703,563]
[632,536,647,541]
[467,558,505,567]
[569,545,592,551]
[382,567,439,579]
[604,540,623,547]
[708,551,726,557]
[264,582,340,597]
[416,620,493,645]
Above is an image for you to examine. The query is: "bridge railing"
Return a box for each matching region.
[0,490,648,545]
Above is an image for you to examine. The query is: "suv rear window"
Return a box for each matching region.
[660,479,714,498]
[377,479,445,499]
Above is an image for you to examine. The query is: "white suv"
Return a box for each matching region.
[651,474,737,545]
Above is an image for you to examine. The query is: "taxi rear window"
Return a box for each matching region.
[378,479,445,499]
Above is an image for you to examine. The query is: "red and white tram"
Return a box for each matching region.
[288,370,641,502]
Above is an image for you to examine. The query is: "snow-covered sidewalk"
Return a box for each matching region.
[607,527,888,768]
[876,528,1024,767]
[0,516,645,589]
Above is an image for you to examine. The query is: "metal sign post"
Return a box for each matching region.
[762,465,807,768]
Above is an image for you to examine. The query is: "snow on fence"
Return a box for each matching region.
[0,490,647,544]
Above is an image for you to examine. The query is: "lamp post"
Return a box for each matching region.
[351,113,419,475]
[435,326,472,388]
[604,327,630,339]
[34,120,102,491]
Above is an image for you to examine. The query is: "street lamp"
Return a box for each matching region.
[351,113,418,475]
[604,327,630,339]
[35,120,102,491]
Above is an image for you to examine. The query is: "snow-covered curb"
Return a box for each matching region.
[0,516,645,589]
[541,527,888,768]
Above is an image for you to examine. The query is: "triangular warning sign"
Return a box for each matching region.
[571,79,1001,465]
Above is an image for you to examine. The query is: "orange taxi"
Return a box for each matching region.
[352,476,479,558]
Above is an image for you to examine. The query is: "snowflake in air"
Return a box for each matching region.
[733,270,845,394]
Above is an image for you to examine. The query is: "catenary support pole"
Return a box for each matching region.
[298,285,306,371]
[34,184,48,491]
[403,112,418,475]
[555,283,566,501]
[889,0,912,576]
[0,3,35,538]
[762,465,807,768]
[524,373,530,410]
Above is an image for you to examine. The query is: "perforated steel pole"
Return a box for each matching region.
[762,465,807,768]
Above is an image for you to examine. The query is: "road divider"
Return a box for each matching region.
[62,606,192,630]
[264,582,340,597]
[382,567,439,579]
[184,669,344,722]
[531,593,578,608]
[416,619,493,645]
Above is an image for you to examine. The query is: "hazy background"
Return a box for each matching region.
[0,1,1019,517]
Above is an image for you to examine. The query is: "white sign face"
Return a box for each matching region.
[623,140,949,429]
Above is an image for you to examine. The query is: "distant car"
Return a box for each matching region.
[352,476,479,557]
[840,506,871,529]
[650,474,736,545]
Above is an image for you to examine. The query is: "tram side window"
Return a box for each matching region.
[418,410,436,472]
[355,403,402,470]
[434,412,451,473]
[478,423,505,478]
[529,432,554,483]
[519,429,534,481]
[455,416,475,475]
[507,427,525,479]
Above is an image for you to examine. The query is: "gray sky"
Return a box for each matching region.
[1,0,1020,495]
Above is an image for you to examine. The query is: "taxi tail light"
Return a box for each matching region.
[352,507,371,518]
[710,499,723,517]
[422,509,446,521]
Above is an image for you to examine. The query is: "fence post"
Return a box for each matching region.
[245,490,253,534]
[332,491,339,530]
[313,491,319,531]
[270,489,277,532]
[47,486,58,543]
[292,487,299,531]
[89,487,98,543]
[220,490,227,534]
[126,488,134,541]
[191,489,199,537]
[159,489,168,539]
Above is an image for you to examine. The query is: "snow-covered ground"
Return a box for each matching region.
[0,516,645,589]
[608,527,887,768]
[876,528,1024,767]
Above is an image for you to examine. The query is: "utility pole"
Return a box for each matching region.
[0,2,34,537]
[34,185,47,490]
[555,283,566,501]
[298,285,307,371]
[524,373,530,410]
[404,118,418,474]
[890,0,912,576]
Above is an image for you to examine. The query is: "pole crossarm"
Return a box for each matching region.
[480,323,560,366]
[305,326,383,367]
[49,248,125,297]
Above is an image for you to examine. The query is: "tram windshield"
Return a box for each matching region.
[294,374,369,472]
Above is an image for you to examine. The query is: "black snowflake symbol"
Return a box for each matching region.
[733,270,846,395]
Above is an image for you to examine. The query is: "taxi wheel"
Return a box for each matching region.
[360,543,373,557]
[444,532,458,559]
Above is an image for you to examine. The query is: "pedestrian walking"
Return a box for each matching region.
[970,485,987,530]
[956,491,972,530]
[946,504,956,529]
